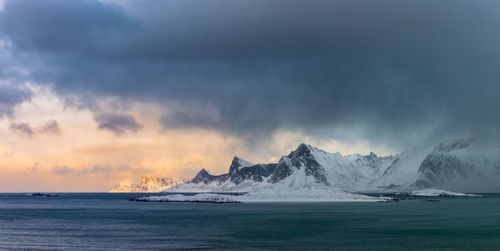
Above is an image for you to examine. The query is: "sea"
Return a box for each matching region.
[1,193,500,250]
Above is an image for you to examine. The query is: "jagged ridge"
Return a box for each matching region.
[167,138,500,193]
[111,175,184,192]
[168,143,396,192]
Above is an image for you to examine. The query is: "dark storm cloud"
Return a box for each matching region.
[2,0,500,147]
[94,113,143,135]
[160,108,221,130]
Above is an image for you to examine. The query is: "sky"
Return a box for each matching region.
[1,0,500,192]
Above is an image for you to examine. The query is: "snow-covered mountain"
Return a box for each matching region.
[167,143,396,192]
[167,139,500,193]
[111,175,184,192]
[413,138,500,192]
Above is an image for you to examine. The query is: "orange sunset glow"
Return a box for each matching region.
[0,85,393,192]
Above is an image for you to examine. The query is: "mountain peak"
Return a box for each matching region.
[232,156,253,165]
[228,156,254,175]
[191,169,214,184]
[198,168,212,175]
[191,168,229,184]
[288,143,313,158]
[111,175,183,192]
[297,143,312,150]
[434,138,473,152]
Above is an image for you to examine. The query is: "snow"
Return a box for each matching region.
[235,157,254,170]
[134,186,393,203]
[238,186,393,202]
[414,139,500,192]
[111,176,184,193]
[407,189,481,197]
[135,187,483,204]
[166,178,261,193]
[308,146,393,190]
[370,144,435,192]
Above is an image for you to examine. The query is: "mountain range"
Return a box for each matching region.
[167,138,500,193]
[111,175,184,193]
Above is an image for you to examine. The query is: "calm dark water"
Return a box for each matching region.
[1,193,500,250]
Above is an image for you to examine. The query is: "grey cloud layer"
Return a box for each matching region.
[2,0,500,147]
[9,120,62,137]
[50,164,143,176]
[9,122,34,136]
[94,113,143,135]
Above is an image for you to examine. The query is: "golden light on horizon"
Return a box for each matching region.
[0,85,395,192]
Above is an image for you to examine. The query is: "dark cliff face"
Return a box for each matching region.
[228,157,245,176]
[227,157,276,185]
[191,169,228,184]
[287,143,329,185]
[191,156,276,185]
[268,144,315,183]
[230,163,277,185]
[269,158,295,183]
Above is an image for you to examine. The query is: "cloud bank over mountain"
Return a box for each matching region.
[1,0,500,149]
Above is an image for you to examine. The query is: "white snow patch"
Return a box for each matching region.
[407,189,481,197]
[306,145,395,191]
[137,187,393,203]
[238,186,392,202]
[235,157,254,170]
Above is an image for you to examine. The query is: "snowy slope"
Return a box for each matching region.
[406,189,481,197]
[238,186,392,202]
[370,143,436,191]
[413,138,500,192]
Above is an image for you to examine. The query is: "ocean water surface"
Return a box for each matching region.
[1,193,500,250]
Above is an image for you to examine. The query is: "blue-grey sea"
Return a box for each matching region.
[1,193,500,250]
